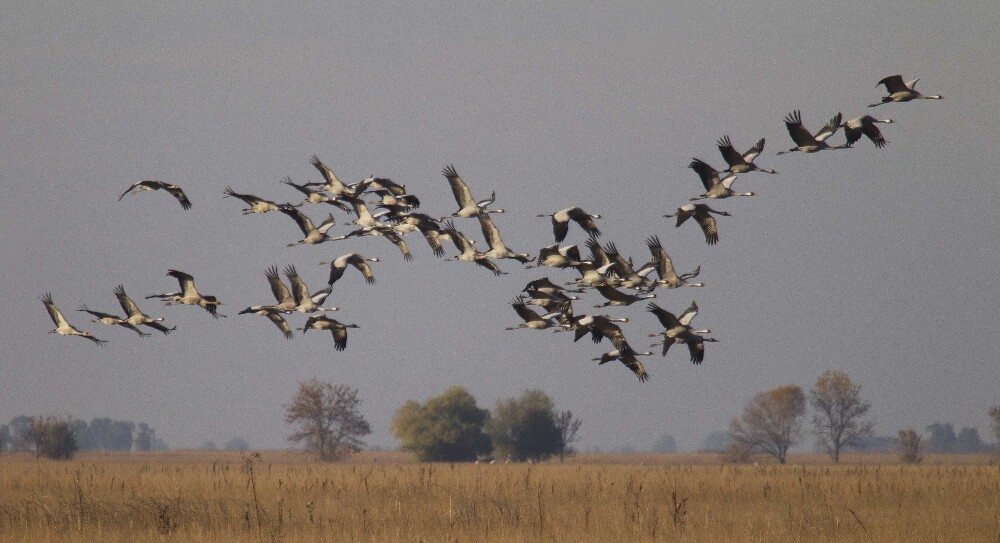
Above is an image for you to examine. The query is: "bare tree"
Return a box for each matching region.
[898,428,923,463]
[728,384,806,464]
[285,378,371,461]
[809,370,875,462]
[554,410,582,462]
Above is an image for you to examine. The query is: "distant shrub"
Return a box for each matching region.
[898,428,923,464]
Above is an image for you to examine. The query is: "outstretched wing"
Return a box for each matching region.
[163,184,192,209]
[41,293,69,328]
[619,354,650,382]
[660,337,675,357]
[678,301,699,326]
[282,176,314,196]
[224,186,272,209]
[551,215,570,243]
[863,122,888,148]
[687,338,705,364]
[784,110,817,146]
[77,305,119,321]
[646,301,680,329]
[144,321,174,334]
[689,159,721,191]
[442,220,474,253]
[477,212,506,251]
[117,180,162,201]
[814,112,843,142]
[382,230,413,261]
[278,205,316,236]
[645,236,679,281]
[421,230,446,257]
[167,269,199,297]
[474,257,505,276]
[331,324,349,351]
[350,257,377,285]
[442,165,476,209]
[877,75,907,93]
[567,208,601,238]
[114,284,142,317]
[743,138,765,162]
[118,181,143,201]
[716,136,746,167]
[512,297,543,324]
[310,155,346,190]
[264,310,293,339]
[695,213,719,245]
[283,265,311,304]
[266,266,295,305]
[844,124,864,147]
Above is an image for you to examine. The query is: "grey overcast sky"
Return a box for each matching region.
[3,2,998,452]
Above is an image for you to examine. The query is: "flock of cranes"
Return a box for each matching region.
[43,75,942,382]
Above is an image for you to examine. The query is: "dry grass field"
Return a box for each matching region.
[0,450,997,542]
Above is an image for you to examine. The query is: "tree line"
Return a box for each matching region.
[0,416,166,459]
[8,374,996,463]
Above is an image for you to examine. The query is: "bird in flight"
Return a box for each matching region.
[118,180,192,210]
[41,293,107,345]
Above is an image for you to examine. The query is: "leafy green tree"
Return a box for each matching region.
[728,384,806,464]
[699,431,731,452]
[135,423,155,451]
[150,436,170,451]
[955,427,985,453]
[88,418,134,451]
[809,370,874,462]
[652,433,677,453]
[68,419,96,450]
[225,436,250,451]
[285,378,371,461]
[110,420,135,451]
[88,418,113,449]
[487,389,562,462]
[391,386,492,462]
[28,416,78,460]
[925,422,957,453]
[9,415,32,452]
